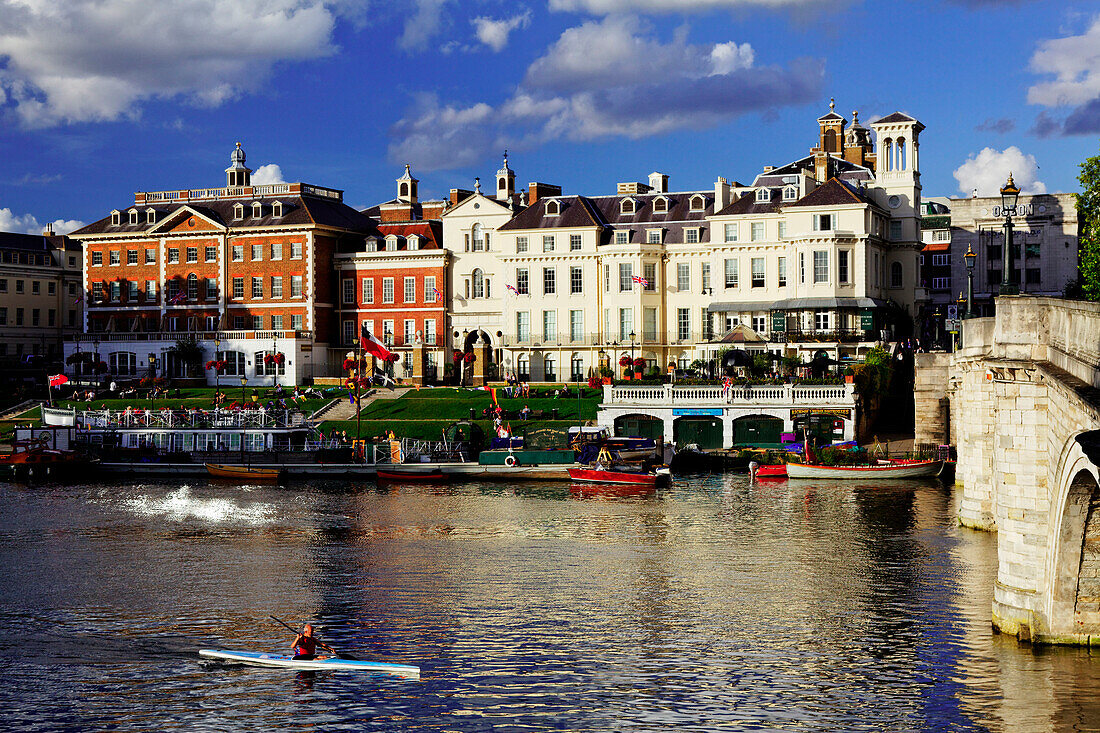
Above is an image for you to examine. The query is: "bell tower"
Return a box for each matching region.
[396,164,419,204]
[496,151,515,202]
[225,142,251,188]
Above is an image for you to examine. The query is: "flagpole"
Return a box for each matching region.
[357,322,363,459]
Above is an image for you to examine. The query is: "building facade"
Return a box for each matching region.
[66,143,375,385]
[0,229,82,362]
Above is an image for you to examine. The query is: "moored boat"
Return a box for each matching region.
[205,463,283,482]
[567,466,664,487]
[785,458,942,479]
[754,464,788,478]
[0,439,91,481]
[376,468,447,483]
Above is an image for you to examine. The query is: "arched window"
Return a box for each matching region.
[653,197,668,213]
[272,201,283,217]
[233,203,244,219]
[386,236,398,251]
[543,354,556,381]
[111,210,121,226]
[108,351,136,376]
[472,223,484,252]
[472,269,485,298]
[824,129,837,152]
[252,202,262,218]
[545,200,560,216]
[690,194,706,211]
[216,350,245,376]
[621,198,636,215]
[571,353,584,381]
[400,182,409,198]
[883,137,893,171]
[128,209,139,225]
[187,273,198,300]
[890,261,903,288]
[517,354,530,380]
[755,189,770,202]
[896,137,907,170]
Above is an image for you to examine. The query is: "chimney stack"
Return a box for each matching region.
[648,171,668,193]
[714,177,730,211]
[43,222,54,236]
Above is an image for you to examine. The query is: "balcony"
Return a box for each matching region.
[768,329,873,344]
[603,382,856,406]
[134,182,341,205]
[67,330,313,343]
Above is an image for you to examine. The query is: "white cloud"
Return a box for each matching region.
[398,0,449,50]
[390,16,822,170]
[952,147,1047,198]
[0,0,337,127]
[549,0,824,12]
[472,11,531,52]
[1028,16,1100,107]
[251,164,286,185]
[0,208,85,235]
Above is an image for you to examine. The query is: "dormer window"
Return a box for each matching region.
[251,202,262,219]
[233,203,244,220]
[271,201,283,217]
[652,197,669,214]
[128,209,139,225]
[646,229,663,244]
[365,239,379,252]
[545,199,560,216]
[408,235,419,251]
[111,210,121,226]
[620,198,637,215]
[755,189,771,203]
[385,235,398,251]
[689,194,706,211]
[783,187,797,201]
[145,208,157,224]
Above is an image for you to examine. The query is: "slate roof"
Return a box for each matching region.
[0,231,53,250]
[751,154,873,187]
[783,178,879,209]
[74,194,376,236]
[875,112,917,124]
[713,190,782,217]
[500,191,715,245]
[375,220,443,249]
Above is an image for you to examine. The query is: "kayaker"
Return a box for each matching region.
[291,624,335,660]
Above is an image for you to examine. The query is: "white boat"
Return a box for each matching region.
[199,649,420,678]
[785,458,942,479]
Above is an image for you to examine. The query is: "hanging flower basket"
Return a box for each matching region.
[389,353,401,363]
[273,352,285,365]
[452,350,463,363]
[92,361,108,374]
[342,358,357,372]
[618,355,632,367]
[632,357,646,369]
[462,351,475,364]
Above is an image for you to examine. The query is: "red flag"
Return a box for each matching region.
[360,323,393,361]
[49,374,69,387]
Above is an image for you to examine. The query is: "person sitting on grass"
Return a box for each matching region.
[520,404,531,420]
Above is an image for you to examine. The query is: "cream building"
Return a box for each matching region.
[493,102,926,380]
[0,228,82,363]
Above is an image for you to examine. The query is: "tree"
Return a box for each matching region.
[169,337,204,378]
[1076,145,1100,301]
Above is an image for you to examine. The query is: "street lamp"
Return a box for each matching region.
[629,330,636,377]
[964,243,976,318]
[240,375,247,406]
[214,337,220,408]
[1000,173,1020,296]
[147,353,156,410]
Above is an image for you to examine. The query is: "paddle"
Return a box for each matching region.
[270,615,358,660]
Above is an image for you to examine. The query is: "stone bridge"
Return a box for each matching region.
[915,297,1100,645]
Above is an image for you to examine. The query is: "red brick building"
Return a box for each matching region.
[67,143,375,385]
[335,166,449,382]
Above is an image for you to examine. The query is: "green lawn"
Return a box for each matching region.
[357,386,600,421]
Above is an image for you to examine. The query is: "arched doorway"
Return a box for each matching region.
[732,414,783,447]
[614,414,664,442]
[674,416,722,449]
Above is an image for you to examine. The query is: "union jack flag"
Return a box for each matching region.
[169,290,186,304]
[432,287,443,303]
[631,275,649,287]
[506,284,519,295]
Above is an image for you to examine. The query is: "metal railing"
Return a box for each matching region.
[67,330,312,343]
[603,382,856,406]
[78,408,312,430]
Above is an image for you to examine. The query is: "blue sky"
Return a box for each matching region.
[2,0,1099,234]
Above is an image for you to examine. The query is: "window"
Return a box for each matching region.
[890,261,903,288]
[516,236,528,253]
[724,223,738,242]
[111,211,120,226]
[752,315,767,334]
[232,277,244,299]
[343,320,355,345]
[545,200,560,216]
[128,210,138,225]
[778,221,787,239]
[404,277,416,303]
[644,263,656,292]
[291,275,303,298]
[653,197,668,213]
[15,280,23,294]
[1026,268,1041,284]
[800,253,806,283]
[382,277,394,303]
[265,242,280,260]
[291,242,303,259]
[890,220,902,240]
[543,235,555,252]
[644,307,657,341]
[751,222,765,241]
[932,254,951,266]
[543,267,556,295]
[252,202,262,219]
[0,308,5,326]
[342,279,355,304]
[685,229,699,244]
[570,310,584,342]
[751,258,765,288]
[251,244,262,261]
[404,319,415,345]
[813,214,833,231]
[544,354,556,381]
[755,189,770,203]
[604,264,610,292]
[203,246,216,263]
[619,263,633,292]
[813,251,828,283]
[471,224,484,252]
[110,282,120,301]
[271,276,283,298]
[15,308,23,325]
[515,268,529,295]
[677,263,690,291]
[126,250,138,265]
[571,353,584,381]
[932,277,950,290]
[472,269,486,299]
[251,277,263,298]
[677,308,690,341]
[724,258,738,288]
[516,311,530,341]
[814,309,830,330]
[91,252,102,266]
[543,310,556,342]
[92,283,104,301]
[783,187,797,201]
[109,352,136,376]
[231,245,243,262]
[181,247,195,264]
[253,315,264,330]
[647,230,662,244]
[232,316,245,330]
[932,229,950,242]
[205,278,217,300]
[570,266,583,294]
[570,234,582,251]
[619,307,633,341]
[838,251,850,284]
[291,314,303,330]
[690,194,706,211]
[109,251,121,265]
[145,281,156,300]
[127,281,138,300]
[233,204,244,219]
[31,281,40,295]
[615,231,629,245]
[362,278,373,303]
[621,198,636,215]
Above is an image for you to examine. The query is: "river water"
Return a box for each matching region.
[2,474,1100,732]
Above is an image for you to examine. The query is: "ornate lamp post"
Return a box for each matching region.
[213,336,220,407]
[964,243,976,318]
[1000,173,1020,296]
[147,353,156,410]
[629,330,636,377]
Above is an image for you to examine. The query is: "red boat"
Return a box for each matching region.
[0,439,89,481]
[754,464,787,478]
[376,468,448,483]
[567,466,662,487]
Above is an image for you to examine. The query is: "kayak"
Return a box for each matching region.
[198,649,420,678]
